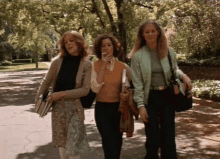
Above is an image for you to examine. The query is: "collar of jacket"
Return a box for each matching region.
[136,45,171,86]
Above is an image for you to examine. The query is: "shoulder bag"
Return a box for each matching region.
[168,51,193,112]
[80,89,96,108]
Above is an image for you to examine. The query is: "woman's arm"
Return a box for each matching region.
[131,56,145,108]
[172,51,192,90]
[96,61,106,84]
[35,59,56,101]
[124,63,132,82]
[131,56,148,123]
[91,61,105,93]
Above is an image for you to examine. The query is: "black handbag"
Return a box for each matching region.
[80,89,96,108]
[168,51,193,112]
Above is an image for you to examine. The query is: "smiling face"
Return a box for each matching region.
[101,38,114,58]
[64,33,79,56]
[142,24,159,45]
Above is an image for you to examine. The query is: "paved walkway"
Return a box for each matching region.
[0,69,219,159]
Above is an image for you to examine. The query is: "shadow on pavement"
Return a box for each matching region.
[175,98,220,158]
[16,142,60,159]
[2,71,220,159]
[15,123,146,159]
[0,71,45,107]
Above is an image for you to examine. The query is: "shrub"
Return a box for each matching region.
[192,79,220,102]
[13,59,32,63]
[177,57,220,66]
[1,60,12,66]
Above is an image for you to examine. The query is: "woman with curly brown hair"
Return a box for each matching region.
[35,30,91,159]
[129,19,192,159]
[91,34,131,159]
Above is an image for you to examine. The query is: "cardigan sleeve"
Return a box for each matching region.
[64,61,92,98]
[35,59,57,100]
[124,63,132,82]
[131,55,145,108]
[91,62,104,93]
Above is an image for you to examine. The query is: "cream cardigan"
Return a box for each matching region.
[36,56,92,121]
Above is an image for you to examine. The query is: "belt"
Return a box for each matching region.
[150,85,169,91]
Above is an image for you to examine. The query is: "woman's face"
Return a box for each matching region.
[64,34,79,56]
[142,24,159,45]
[101,38,114,58]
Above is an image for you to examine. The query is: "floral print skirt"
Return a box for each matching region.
[51,99,90,156]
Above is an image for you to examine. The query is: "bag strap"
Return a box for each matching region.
[167,50,177,85]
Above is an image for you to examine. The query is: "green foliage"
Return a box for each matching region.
[193,80,220,102]
[1,0,219,63]
[168,1,220,58]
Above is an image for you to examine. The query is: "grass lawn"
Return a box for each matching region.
[0,63,48,72]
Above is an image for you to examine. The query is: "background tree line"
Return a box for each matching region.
[0,0,219,68]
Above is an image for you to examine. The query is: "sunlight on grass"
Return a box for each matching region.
[0,63,48,72]
[192,80,220,102]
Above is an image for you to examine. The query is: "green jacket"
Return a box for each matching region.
[131,46,182,107]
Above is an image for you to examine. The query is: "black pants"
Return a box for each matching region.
[144,89,177,159]
[95,101,123,159]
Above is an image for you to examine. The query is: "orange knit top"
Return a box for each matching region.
[94,60,125,103]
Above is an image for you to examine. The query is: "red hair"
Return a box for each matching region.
[58,30,88,58]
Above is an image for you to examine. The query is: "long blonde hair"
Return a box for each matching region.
[128,19,168,59]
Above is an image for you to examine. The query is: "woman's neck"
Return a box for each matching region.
[147,42,157,51]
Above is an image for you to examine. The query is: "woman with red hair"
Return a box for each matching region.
[36,30,91,159]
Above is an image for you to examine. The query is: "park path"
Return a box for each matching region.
[0,69,219,159]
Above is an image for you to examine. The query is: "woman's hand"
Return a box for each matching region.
[182,74,192,90]
[120,89,129,101]
[139,107,149,123]
[102,52,112,62]
[48,92,66,102]
[101,52,112,70]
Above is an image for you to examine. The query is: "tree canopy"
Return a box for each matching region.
[0,0,219,65]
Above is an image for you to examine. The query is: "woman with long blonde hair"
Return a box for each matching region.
[130,19,192,159]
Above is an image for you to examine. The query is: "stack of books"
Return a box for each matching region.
[35,91,52,117]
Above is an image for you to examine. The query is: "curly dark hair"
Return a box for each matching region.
[58,30,88,58]
[93,34,123,59]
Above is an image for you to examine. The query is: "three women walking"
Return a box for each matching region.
[36,19,192,159]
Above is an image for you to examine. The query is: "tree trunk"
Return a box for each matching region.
[36,51,38,70]
[101,0,118,36]
[91,0,106,28]
[115,0,128,63]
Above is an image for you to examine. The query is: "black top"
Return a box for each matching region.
[54,54,81,92]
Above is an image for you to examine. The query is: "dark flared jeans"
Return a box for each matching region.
[144,89,177,159]
[95,101,123,159]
